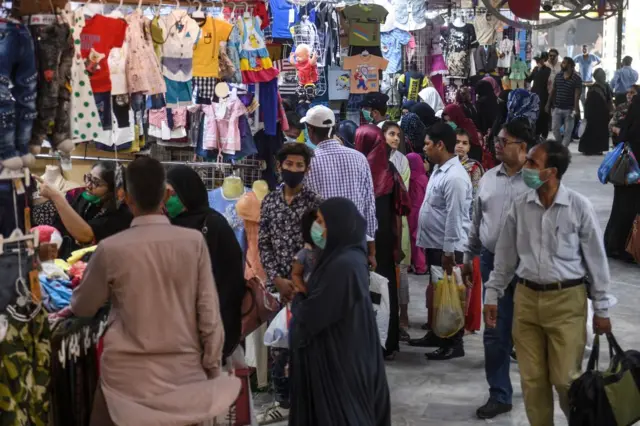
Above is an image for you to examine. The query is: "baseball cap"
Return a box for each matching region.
[361,92,390,111]
[300,105,336,128]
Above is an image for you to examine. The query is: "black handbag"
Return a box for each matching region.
[608,144,636,185]
[568,333,640,426]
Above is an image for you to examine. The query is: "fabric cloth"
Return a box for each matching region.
[306,139,378,238]
[342,54,388,94]
[125,10,166,95]
[473,13,501,45]
[355,124,395,197]
[193,17,233,78]
[70,215,240,425]
[288,197,391,426]
[258,185,323,286]
[418,87,445,115]
[407,153,427,273]
[158,10,201,82]
[400,112,427,152]
[484,184,612,318]
[475,80,499,135]
[573,53,600,82]
[506,88,540,129]
[417,155,472,252]
[80,14,127,93]
[465,163,529,259]
[528,65,551,107]
[342,4,388,47]
[237,16,279,83]
[202,99,247,153]
[167,165,246,358]
[208,187,247,253]
[442,23,478,77]
[513,283,587,425]
[460,156,484,202]
[509,59,528,81]
[610,65,639,94]
[480,248,515,405]
[381,29,411,75]
[410,102,439,129]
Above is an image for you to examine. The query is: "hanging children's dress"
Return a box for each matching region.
[62,8,103,143]
[237,16,279,83]
[125,10,166,95]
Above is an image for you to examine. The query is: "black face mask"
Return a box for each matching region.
[281,169,306,188]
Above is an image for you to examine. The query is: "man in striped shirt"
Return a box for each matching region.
[303,105,379,267]
[546,57,582,147]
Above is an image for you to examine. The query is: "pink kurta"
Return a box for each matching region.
[70,215,240,426]
[236,191,267,282]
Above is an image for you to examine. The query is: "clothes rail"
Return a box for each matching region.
[35,154,261,169]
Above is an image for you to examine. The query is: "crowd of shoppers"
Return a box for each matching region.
[37,41,638,426]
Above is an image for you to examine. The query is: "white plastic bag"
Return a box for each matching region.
[263,307,290,349]
[578,119,587,138]
[369,271,390,348]
[585,300,595,350]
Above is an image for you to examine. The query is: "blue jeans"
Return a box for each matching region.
[0,22,37,161]
[481,247,515,405]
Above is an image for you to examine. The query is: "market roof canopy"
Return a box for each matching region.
[508,0,541,20]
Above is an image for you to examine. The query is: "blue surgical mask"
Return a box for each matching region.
[522,167,546,189]
[447,121,458,130]
[311,221,326,249]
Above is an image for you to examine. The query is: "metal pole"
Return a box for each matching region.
[616,0,624,69]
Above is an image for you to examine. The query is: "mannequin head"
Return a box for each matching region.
[222,175,245,199]
[252,180,269,201]
[294,44,312,63]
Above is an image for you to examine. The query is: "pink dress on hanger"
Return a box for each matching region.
[125,10,166,95]
[236,191,267,282]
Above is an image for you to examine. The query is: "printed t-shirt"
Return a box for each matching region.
[80,14,128,93]
[381,29,411,75]
[193,16,233,78]
[342,4,388,47]
[342,54,388,94]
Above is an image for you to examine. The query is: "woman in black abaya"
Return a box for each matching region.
[579,68,613,156]
[166,165,246,357]
[604,94,640,262]
[288,197,391,426]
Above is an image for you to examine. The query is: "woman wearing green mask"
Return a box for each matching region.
[166,165,245,358]
[36,161,133,259]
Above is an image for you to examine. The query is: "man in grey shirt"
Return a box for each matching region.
[463,120,532,420]
[408,122,472,360]
[484,140,612,426]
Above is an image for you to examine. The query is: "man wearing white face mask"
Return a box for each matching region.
[483,140,613,426]
[284,111,316,151]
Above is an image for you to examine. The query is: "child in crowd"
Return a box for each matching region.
[291,208,320,293]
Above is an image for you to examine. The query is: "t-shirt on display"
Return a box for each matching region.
[342,4,388,47]
[193,16,233,78]
[342,53,389,94]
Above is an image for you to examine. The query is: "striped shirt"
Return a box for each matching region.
[274,60,297,96]
[306,139,378,237]
[553,71,582,110]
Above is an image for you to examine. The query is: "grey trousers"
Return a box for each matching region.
[552,108,575,147]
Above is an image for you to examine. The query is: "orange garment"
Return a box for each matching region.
[236,192,267,282]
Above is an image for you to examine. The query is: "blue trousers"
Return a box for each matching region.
[480,247,515,405]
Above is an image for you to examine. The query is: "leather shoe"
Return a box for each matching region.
[408,332,442,347]
[425,346,464,360]
[476,399,512,419]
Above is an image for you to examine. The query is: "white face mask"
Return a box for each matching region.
[284,136,298,143]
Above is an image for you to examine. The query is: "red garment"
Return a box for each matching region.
[254,2,270,29]
[407,154,427,274]
[294,59,318,85]
[464,256,483,332]
[80,15,127,93]
[444,104,481,146]
[355,124,394,197]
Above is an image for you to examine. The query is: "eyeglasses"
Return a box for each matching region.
[83,173,106,188]
[496,137,524,147]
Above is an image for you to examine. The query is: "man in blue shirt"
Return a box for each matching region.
[574,45,600,105]
[610,56,639,106]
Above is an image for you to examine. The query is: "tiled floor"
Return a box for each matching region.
[257,145,640,425]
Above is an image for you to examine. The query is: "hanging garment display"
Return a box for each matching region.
[398,70,429,102]
[193,16,234,79]
[125,10,166,96]
[425,16,448,76]
[341,4,388,47]
[473,13,501,46]
[62,8,103,143]
[28,17,74,155]
[342,53,388,94]
[237,16,279,83]
[394,0,427,31]
[208,187,248,253]
[328,66,351,100]
[497,38,514,68]
[202,99,248,154]
[381,29,411,75]
[441,23,479,78]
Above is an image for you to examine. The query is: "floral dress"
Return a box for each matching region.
[62,8,102,142]
[125,10,166,95]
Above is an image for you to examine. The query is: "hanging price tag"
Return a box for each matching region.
[29,270,41,303]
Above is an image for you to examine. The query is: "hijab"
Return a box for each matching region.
[316,197,367,269]
[591,68,612,102]
[402,100,417,111]
[475,80,499,134]
[418,87,445,116]
[337,120,358,149]
[482,75,501,97]
[355,124,395,197]
[407,153,428,209]
[167,165,210,213]
[443,104,480,146]
[507,89,540,128]
[410,103,439,128]
[400,112,427,152]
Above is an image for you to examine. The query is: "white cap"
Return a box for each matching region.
[300,105,335,128]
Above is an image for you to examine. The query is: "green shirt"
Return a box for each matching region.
[342,4,388,47]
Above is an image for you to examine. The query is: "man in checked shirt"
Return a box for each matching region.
[303,105,379,268]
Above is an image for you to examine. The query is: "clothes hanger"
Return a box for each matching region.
[138,0,144,11]
[242,2,250,18]
[192,0,204,18]
[110,0,125,18]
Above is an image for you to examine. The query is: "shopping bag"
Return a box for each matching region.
[264,306,291,349]
[369,271,390,348]
[241,268,280,339]
[598,142,624,184]
[569,333,640,426]
[578,119,587,137]
[608,143,640,185]
[432,271,465,338]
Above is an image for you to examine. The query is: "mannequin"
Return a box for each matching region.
[252,180,269,201]
[221,175,245,199]
[34,165,82,204]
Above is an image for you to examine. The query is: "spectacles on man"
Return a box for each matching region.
[84,173,106,188]
[496,136,524,147]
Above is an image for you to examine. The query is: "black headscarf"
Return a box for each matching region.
[621,93,640,157]
[410,103,440,129]
[475,80,499,135]
[337,120,358,149]
[488,89,513,154]
[166,165,245,358]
